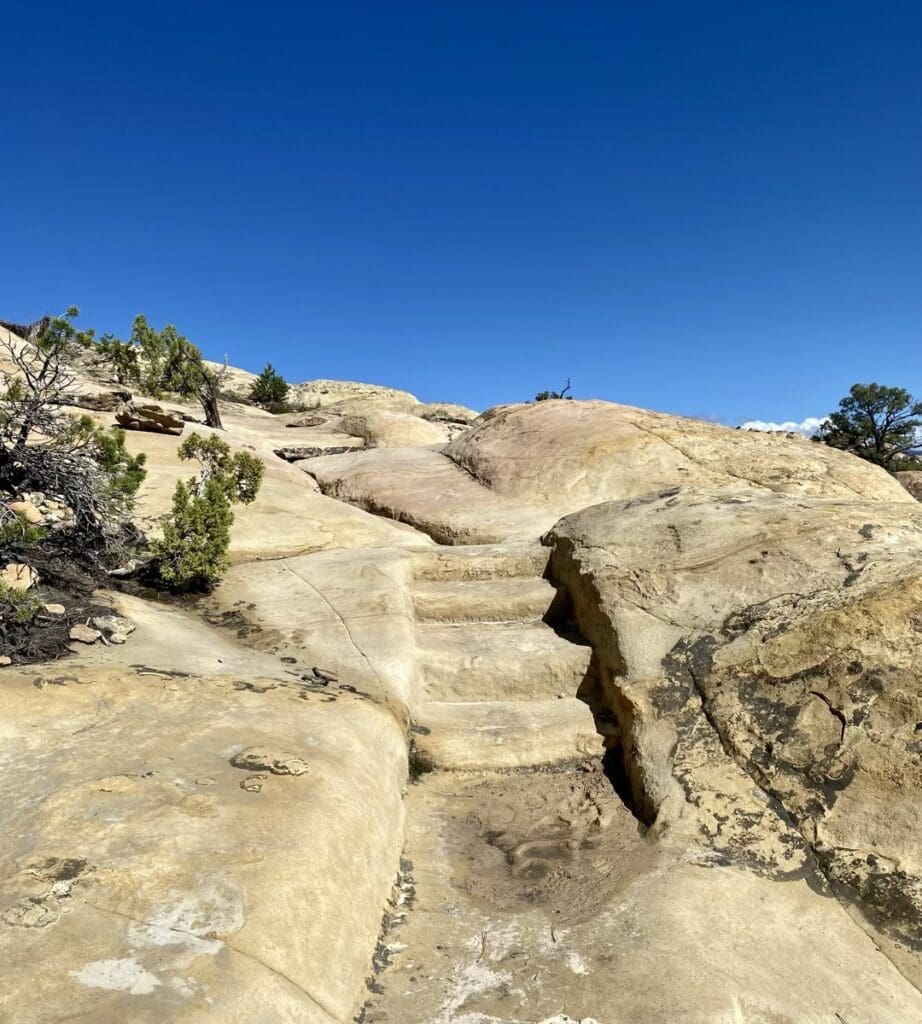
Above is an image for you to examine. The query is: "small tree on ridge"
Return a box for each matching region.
[813,383,922,469]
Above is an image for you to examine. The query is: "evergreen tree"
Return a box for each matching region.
[153,433,263,590]
[814,383,922,469]
[0,309,147,543]
[249,363,290,409]
[127,316,227,428]
[96,333,141,386]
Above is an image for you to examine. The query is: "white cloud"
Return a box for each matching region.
[739,416,827,438]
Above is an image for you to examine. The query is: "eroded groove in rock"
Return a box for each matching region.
[543,488,922,997]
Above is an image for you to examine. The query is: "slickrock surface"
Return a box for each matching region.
[2,348,921,1023]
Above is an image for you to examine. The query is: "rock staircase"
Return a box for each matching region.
[407,544,604,772]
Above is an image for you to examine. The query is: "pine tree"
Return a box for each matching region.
[814,383,922,469]
[249,363,290,409]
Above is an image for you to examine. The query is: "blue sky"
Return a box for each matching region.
[1,2,919,422]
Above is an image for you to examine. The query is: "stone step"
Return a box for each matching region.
[416,620,592,701]
[412,541,548,582]
[412,576,558,623]
[411,698,605,770]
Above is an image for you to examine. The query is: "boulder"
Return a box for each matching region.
[69,624,102,644]
[66,387,131,412]
[115,402,185,436]
[91,615,135,645]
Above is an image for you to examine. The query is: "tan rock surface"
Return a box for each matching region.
[3,342,922,1024]
[301,400,911,549]
[339,410,450,448]
[446,399,911,507]
[301,446,552,544]
[895,469,922,500]
[547,488,922,983]
[1,562,38,591]
[0,603,407,1024]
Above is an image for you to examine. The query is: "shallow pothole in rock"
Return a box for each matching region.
[448,764,650,922]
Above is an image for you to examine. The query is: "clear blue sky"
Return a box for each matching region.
[2,2,919,422]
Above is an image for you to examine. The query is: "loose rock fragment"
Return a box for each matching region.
[69,624,102,644]
[1,563,38,591]
[230,747,310,776]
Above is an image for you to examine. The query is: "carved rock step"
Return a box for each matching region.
[411,541,548,582]
[412,698,604,770]
[417,620,592,702]
[412,576,558,623]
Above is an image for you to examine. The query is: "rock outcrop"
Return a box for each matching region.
[2,346,921,1024]
[115,401,186,435]
[895,469,922,500]
[546,488,922,984]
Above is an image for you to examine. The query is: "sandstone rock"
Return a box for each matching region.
[115,401,185,435]
[5,500,43,524]
[91,615,135,645]
[229,746,310,776]
[301,401,910,548]
[0,621,406,1024]
[0,656,11,666]
[415,401,479,423]
[69,624,102,644]
[288,379,420,413]
[5,371,922,1023]
[43,603,66,615]
[273,442,361,462]
[339,410,449,448]
[547,488,922,981]
[895,469,922,500]
[302,446,551,543]
[445,400,911,508]
[285,413,329,427]
[1,562,37,591]
[113,413,424,559]
[67,387,131,412]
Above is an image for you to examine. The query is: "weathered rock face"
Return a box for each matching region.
[547,488,922,983]
[895,469,922,500]
[0,597,407,1024]
[115,401,186,435]
[290,379,421,412]
[303,399,910,546]
[446,399,911,506]
[4,349,922,1024]
[339,410,450,448]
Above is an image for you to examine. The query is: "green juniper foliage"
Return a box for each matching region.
[249,363,290,409]
[125,315,226,428]
[534,377,573,402]
[96,333,141,386]
[0,309,146,543]
[153,433,263,590]
[0,582,43,626]
[813,383,922,469]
